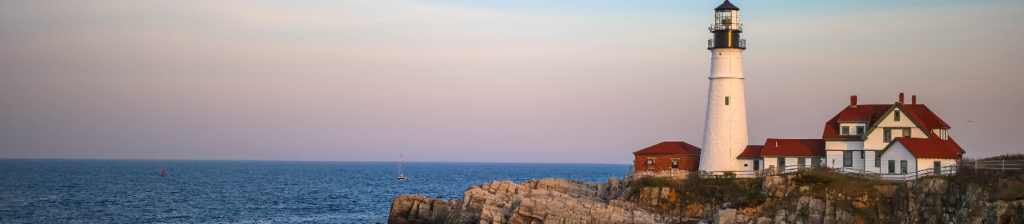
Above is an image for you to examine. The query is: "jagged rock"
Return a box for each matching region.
[389,195,460,224]
[735,213,749,224]
[389,178,676,224]
[392,173,1024,224]
[714,208,736,224]
[807,198,824,224]
[774,209,788,224]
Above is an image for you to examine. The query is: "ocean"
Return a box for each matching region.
[0,159,629,223]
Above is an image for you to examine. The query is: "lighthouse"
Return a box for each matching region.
[699,0,748,171]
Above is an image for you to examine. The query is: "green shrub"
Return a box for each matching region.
[628,176,676,198]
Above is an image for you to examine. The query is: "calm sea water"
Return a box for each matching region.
[0,159,628,223]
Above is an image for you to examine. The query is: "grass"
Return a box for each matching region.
[954,153,1024,201]
[627,172,765,210]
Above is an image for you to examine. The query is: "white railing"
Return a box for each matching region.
[969,160,1024,170]
[626,164,968,182]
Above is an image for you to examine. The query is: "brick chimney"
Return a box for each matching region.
[912,95,917,105]
[899,93,905,104]
[850,95,857,108]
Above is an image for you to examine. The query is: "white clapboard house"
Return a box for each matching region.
[823,94,964,175]
[733,93,964,179]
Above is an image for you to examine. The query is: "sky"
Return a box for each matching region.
[0,0,1022,164]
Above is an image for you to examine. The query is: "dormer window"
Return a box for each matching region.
[841,126,850,135]
[856,126,865,135]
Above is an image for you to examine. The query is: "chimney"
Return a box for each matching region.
[899,93,905,104]
[850,95,857,108]
[912,95,917,105]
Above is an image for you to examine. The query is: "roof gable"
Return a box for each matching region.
[737,145,764,158]
[760,139,825,157]
[862,103,933,139]
[823,104,890,140]
[823,102,948,140]
[633,141,701,155]
[885,137,963,159]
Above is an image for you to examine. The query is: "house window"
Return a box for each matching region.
[798,158,806,168]
[753,160,760,170]
[900,160,908,174]
[841,126,850,135]
[934,161,941,174]
[778,157,786,168]
[888,160,895,173]
[894,110,901,121]
[671,158,679,169]
[860,151,864,159]
[902,129,911,138]
[884,129,892,143]
[856,126,865,135]
[647,158,655,170]
[811,158,821,166]
[843,151,852,167]
[725,96,730,105]
[874,152,881,167]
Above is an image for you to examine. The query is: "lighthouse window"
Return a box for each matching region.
[716,11,733,25]
[725,96,730,105]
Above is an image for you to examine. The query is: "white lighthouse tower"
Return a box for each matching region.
[699,0,748,171]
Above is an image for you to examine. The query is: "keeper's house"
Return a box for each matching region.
[823,94,964,174]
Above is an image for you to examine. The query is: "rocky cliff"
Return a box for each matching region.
[387,178,689,224]
[388,173,1024,224]
[627,173,1024,224]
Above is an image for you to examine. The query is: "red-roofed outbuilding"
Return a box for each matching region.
[633,141,701,172]
[736,145,764,171]
[758,139,827,169]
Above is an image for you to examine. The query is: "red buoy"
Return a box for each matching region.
[161,169,166,177]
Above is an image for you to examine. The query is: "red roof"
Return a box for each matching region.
[759,139,826,157]
[633,141,701,155]
[903,103,950,132]
[892,137,963,159]
[737,145,764,158]
[823,103,950,139]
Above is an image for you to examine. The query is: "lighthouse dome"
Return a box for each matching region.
[715,0,739,11]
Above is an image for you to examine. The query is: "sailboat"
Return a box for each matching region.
[397,152,408,180]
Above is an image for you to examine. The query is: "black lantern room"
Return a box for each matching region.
[708,0,746,50]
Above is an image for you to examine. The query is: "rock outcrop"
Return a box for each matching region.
[389,175,1024,224]
[388,178,683,224]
